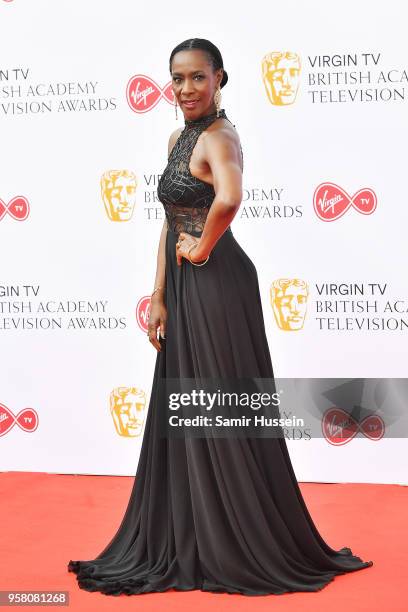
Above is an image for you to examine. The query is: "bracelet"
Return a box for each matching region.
[151,285,164,297]
[187,243,209,266]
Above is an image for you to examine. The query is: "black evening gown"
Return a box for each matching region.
[67,108,373,596]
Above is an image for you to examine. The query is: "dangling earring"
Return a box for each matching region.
[174,97,178,120]
[214,86,222,117]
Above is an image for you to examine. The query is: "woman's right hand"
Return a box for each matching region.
[147,296,167,352]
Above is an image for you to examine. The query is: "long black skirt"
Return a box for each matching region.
[68,226,373,596]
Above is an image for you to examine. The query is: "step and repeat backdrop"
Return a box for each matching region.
[1,0,406,483]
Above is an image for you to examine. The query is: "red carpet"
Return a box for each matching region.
[0,471,404,611]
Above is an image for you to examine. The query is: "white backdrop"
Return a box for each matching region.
[0,0,407,484]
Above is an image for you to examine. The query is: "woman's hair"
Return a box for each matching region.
[169,38,228,88]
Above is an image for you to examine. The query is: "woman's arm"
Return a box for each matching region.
[147,218,168,351]
[148,128,183,350]
[191,129,242,261]
[150,127,182,304]
[151,218,167,302]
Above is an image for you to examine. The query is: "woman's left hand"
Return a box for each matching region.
[176,232,206,266]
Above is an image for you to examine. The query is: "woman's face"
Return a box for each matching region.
[170,49,223,119]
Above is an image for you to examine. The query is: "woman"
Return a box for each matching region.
[68,38,373,596]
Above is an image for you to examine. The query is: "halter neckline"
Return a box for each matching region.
[184,108,226,127]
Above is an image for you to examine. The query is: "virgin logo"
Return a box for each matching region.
[0,403,39,437]
[322,407,384,445]
[136,295,151,332]
[0,196,30,221]
[126,74,174,113]
[313,182,377,221]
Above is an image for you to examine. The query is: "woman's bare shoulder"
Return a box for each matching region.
[201,118,242,170]
[204,118,241,152]
[167,127,183,157]
[206,116,239,140]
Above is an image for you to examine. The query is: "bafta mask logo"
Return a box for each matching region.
[101,170,137,221]
[126,74,174,113]
[136,295,152,333]
[270,278,309,330]
[110,387,146,437]
[0,196,30,222]
[262,52,301,106]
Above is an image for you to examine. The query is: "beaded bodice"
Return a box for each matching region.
[157,108,242,235]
